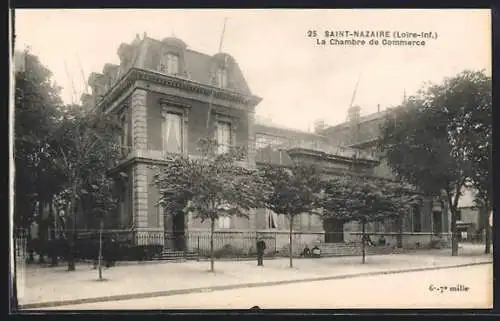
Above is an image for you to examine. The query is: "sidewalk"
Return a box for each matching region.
[16,247,492,309]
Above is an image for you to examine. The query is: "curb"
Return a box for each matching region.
[18,260,492,310]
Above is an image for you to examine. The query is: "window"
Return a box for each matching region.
[216,67,228,88]
[412,205,422,232]
[265,209,279,229]
[159,53,179,75]
[120,176,131,227]
[162,112,183,154]
[456,209,462,221]
[216,121,231,154]
[255,134,289,150]
[218,216,231,229]
[120,113,129,155]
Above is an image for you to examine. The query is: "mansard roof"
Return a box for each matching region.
[89,34,259,110]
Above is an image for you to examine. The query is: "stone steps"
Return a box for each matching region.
[318,243,410,257]
[154,249,199,261]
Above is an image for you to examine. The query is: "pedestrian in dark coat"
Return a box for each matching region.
[256,237,266,266]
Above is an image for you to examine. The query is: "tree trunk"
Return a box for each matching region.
[443,191,459,256]
[482,207,491,254]
[49,198,58,267]
[361,220,366,264]
[450,209,458,256]
[210,218,215,272]
[26,227,34,264]
[37,200,46,264]
[289,215,294,268]
[67,182,78,271]
[98,218,104,281]
[397,215,403,248]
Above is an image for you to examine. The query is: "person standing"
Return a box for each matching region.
[256,237,266,266]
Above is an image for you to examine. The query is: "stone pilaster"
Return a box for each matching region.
[247,108,256,170]
[131,89,148,151]
[158,204,164,231]
[133,163,149,230]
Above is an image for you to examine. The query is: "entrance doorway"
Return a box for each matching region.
[432,211,442,235]
[324,218,345,243]
[172,212,186,251]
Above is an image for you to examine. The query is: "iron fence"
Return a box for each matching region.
[163,230,323,259]
[14,228,475,263]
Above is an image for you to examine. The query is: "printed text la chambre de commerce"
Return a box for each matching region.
[307,30,439,47]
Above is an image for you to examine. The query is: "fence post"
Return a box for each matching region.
[274,232,277,255]
[197,236,200,262]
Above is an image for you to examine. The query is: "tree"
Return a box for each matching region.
[451,71,492,254]
[153,138,269,272]
[321,174,421,263]
[14,50,66,262]
[52,104,121,271]
[259,163,323,268]
[378,71,488,256]
[85,176,119,280]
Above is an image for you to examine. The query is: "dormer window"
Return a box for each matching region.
[159,52,179,75]
[216,67,228,88]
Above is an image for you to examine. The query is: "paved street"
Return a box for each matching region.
[39,264,492,310]
[16,245,491,309]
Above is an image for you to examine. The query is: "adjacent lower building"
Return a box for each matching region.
[84,33,451,255]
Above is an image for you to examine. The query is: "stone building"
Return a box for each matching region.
[87,34,260,248]
[317,105,452,248]
[87,34,450,255]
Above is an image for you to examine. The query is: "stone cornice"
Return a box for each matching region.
[158,97,192,110]
[98,68,262,113]
[109,149,253,173]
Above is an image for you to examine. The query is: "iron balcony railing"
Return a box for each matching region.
[284,138,379,161]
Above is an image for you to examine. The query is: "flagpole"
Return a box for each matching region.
[206,17,228,131]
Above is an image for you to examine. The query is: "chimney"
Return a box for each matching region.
[133,33,140,43]
[377,104,380,113]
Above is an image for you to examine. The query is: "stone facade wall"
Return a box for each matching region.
[146,91,249,157]
[132,163,148,230]
[146,166,164,231]
[131,89,148,150]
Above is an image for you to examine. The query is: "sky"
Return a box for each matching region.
[14,9,491,131]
